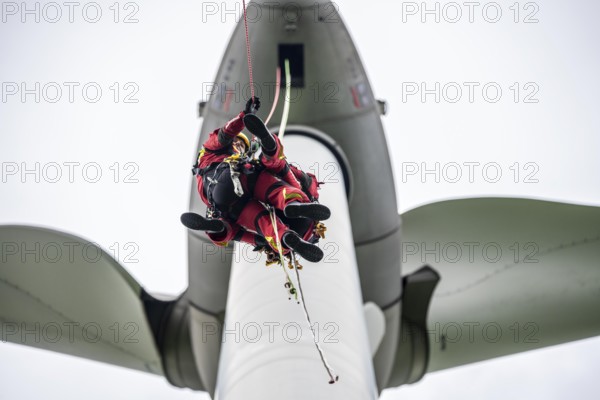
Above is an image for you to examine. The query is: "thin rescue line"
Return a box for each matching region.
[291,251,339,384]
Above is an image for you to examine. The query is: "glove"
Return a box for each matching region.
[244,97,260,114]
[254,234,268,248]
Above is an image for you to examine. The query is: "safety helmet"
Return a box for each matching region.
[236,132,250,149]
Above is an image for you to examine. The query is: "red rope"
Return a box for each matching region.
[265,67,281,125]
[242,0,254,102]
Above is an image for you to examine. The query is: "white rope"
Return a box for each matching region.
[266,203,338,382]
[278,58,292,144]
[290,251,339,384]
[268,206,297,301]
[239,5,336,383]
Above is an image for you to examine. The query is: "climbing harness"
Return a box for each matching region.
[223,154,245,197]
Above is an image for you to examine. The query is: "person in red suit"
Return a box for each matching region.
[181,97,330,262]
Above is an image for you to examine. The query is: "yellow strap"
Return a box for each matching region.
[223,153,242,164]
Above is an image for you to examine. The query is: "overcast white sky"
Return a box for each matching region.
[1,0,599,399]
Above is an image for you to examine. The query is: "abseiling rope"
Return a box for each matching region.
[291,252,339,384]
[268,206,339,384]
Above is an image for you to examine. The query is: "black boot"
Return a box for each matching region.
[243,113,277,154]
[180,212,225,232]
[284,202,331,221]
[282,231,324,263]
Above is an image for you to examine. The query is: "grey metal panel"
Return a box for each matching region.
[186,231,233,314]
[355,223,402,306]
[387,266,440,387]
[159,297,205,391]
[189,306,223,397]
[186,108,233,313]
[399,198,600,373]
[315,113,399,241]
[0,225,163,375]
[372,303,400,390]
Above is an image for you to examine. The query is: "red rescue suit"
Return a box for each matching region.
[195,111,320,253]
